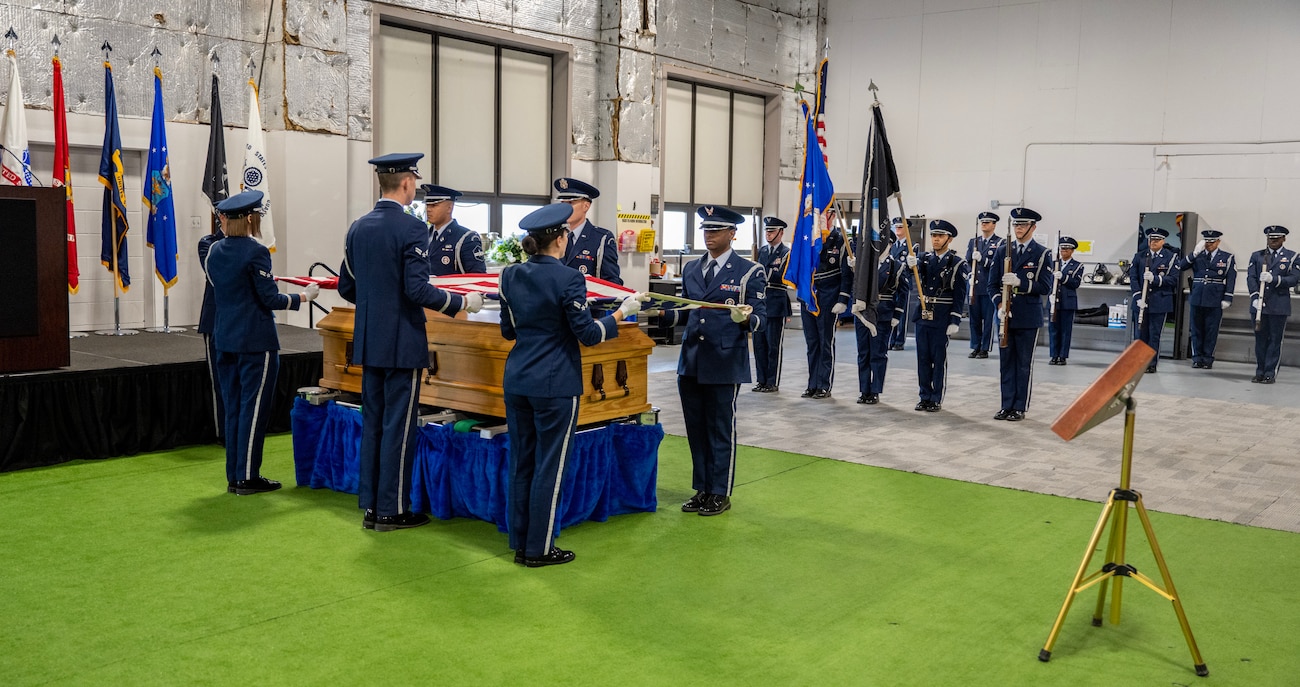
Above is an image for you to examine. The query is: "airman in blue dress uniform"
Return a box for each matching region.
[965,211,1003,358]
[752,216,791,392]
[1048,236,1085,365]
[799,216,852,399]
[338,153,484,532]
[661,205,766,517]
[197,223,226,444]
[555,177,622,284]
[989,207,1053,421]
[1247,225,1298,383]
[1129,226,1179,373]
[854,236,908,405]
[906,220,969,411]
[206,191,318,494]
[422,184,486,276]
[499,203,642,567]
[1174,229,1236,369]
[887,217,914,350]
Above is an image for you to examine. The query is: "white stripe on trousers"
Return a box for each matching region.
[245,352,272,480]
[396,368,420,515]
[543,397,580,552]
[726,384,738,496]
[203,334,220,438]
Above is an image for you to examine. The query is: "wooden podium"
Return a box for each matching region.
[316,306,654,425]
[0,187,69,373]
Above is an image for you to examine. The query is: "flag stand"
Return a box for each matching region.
[95,295,138,336]
[145,293,185,333]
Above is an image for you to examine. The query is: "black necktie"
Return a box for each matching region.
[705,260,717,283]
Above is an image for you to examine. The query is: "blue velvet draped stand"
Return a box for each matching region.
[291,399,661,532]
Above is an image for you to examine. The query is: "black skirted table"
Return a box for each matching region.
[290,399,662,532]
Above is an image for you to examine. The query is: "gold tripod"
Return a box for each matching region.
[1039,395,1208,677]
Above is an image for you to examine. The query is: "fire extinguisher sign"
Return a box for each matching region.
[616,212,654,252]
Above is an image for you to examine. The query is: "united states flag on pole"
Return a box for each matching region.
[1,50,32,186]
[813,57,829,164]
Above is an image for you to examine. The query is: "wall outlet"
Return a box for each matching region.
[989,200,1000,209]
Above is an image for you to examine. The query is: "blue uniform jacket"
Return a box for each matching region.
[196,229,225,335]
[965,234,1005,299]
[876,252,910,323]
[889,238,916,302]
[911,251,969,328]
[666,252,766,384]
[428,219,486,276]
[498,255,619,398]
[338,199,465,369]
[1129,247,1179,314]
[989,239,1054,328]
[563,220,622,284]
[1176,249,1237,307]
[808,228,853,310]
[758,242,792,318]
[1053,258,1085,311]
[205,236,301,353]
[1247,248,1299,316]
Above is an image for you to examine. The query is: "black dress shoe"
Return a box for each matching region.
[925,402,941,412]
[1252,375,1263,383]
[373,512,430,532]
[698,494,731,516]
[227,482,236,494]
[856,393,870,404]
[1146,365,1157,373]
[968,350,979,358]
[363,509,377,530]
[915,401,928,411]
[865,393,879,405]
[681,491,707,512]
[1203,363,1212,369]
[890,344,904,351]
[513,550,525,565]
[1059,358,1067,365]
[525,547,576,567]
[800,388,815,398]
[976,350,989,359]
[1006,410,1025,421]
[233,476,282,495]
[1191,361,1203,369]
[811,388,831,399]
[1262,376,1276,384]
[994,409,1011,420]
[751,384,765,392]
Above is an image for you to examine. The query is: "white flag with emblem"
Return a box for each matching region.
[242,78,275,252]
[1,51,33,186]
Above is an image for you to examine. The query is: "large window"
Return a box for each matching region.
[662,79,765,253]
[377,23,553,238]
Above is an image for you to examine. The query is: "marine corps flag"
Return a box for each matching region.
[144,66,178,291]
[242,78,274,252]
[202,73,228,208]
[852,102,899,327]
[783,100,835,315]
[98,59,130,292]
[52,53,79,293]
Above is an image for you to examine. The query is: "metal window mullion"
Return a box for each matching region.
[688,82,696,206]
[727,90,735,206]
[432,33,440,182]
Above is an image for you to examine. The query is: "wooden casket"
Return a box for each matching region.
[316,307,654,425]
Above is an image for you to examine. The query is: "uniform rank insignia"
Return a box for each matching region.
[570,299,587,311]
[258,269,273,279]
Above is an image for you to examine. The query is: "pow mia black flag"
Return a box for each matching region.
[852,102,900,328]
[201,74,229,208]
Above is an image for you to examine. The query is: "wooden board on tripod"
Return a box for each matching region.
[1051,340,1155,441]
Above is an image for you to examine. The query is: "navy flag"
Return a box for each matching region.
[98,60,130,292]
[852,102,899,327]
[144,66,178,291]
[201,73,229,208]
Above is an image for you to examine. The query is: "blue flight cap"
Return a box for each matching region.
[368,152,424,177]
[420,184,462,203]
[977,211,1000,223]
[763,216,787,230]
[929,219,958,237]
[697,205,745,230]
[1264,225,1290,237]
[554,177,600,201]
[1009,207,1042,223]
[216,190,264,218]
[518,203,574,235]
[1200,229,1223,240]
[1059,236,1079,249]
[891,217,904,227]
[1146,227,1170,239]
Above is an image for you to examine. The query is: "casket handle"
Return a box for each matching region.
[591,363,606,400]
[616,360,630,396]
[424,352,438,385]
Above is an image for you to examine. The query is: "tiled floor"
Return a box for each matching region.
[647,326,1300,533]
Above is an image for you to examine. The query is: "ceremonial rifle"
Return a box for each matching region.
[1254,248,1273,332]
[900,214,928,317]
[1049,228,1061,323]
[1137,248,1151,328]
[968,226,978,310]
[751,207,760,262]
[998,216,1013,348]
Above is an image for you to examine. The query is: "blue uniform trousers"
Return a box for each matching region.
[358,366,422,516]
[969,294,995,351]
[677,376,738,496]
[504,393,579,558]
[888,297,911,348]
[801,286,840,391]
[753,315,786,387]
[215,350,278,484]
[915,325,950,404]
[203,334,225,443]
[998,328,1039,412]
[1048,309,1076,359]
[854,314,891,395]
[1255,314,1287,378]
[1189,305,1224,365]
[1131,308,1168,369]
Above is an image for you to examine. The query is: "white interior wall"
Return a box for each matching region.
[827,0,1300,274]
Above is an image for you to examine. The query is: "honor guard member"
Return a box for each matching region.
[338,153,484,532]
[1175,229,1237,369]
[659,205,765,516]
[799,212,853,398]
[855,233,909,404]
[753,216,791,392]
[422,184,486,276]
[1048,237,1086,365]
[1247,225,1299,383]
[205,191,318,495]
[965,212,1004,358]
[904,220,969,412]
[197,219,226,444]
[555,177,622,284]
[887,217,914,350]
[1128,226,1179,373]
[499,203,642,567]
[989,207,1053,421]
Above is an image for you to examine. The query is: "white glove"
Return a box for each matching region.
[906,255,918,267]
[847,254,856,268]
[1143,270,1154,284]
[1053,270,1062,280]
[831,303,847,315]
[301,283,320,302]
[1134,297,1145,309]
[1221,300,1231,310]
[1252,298,1260,311]
[996,308,1008,323]
[1261,270,1274,284]
[1001,272,1019,286]
[1193,240,1206,256]
[890,318,900,328]
[642,308,663,318]
[730,304,753,323]
[464,292,484,313]
[946,323,959,336]
[618,293,642,318]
